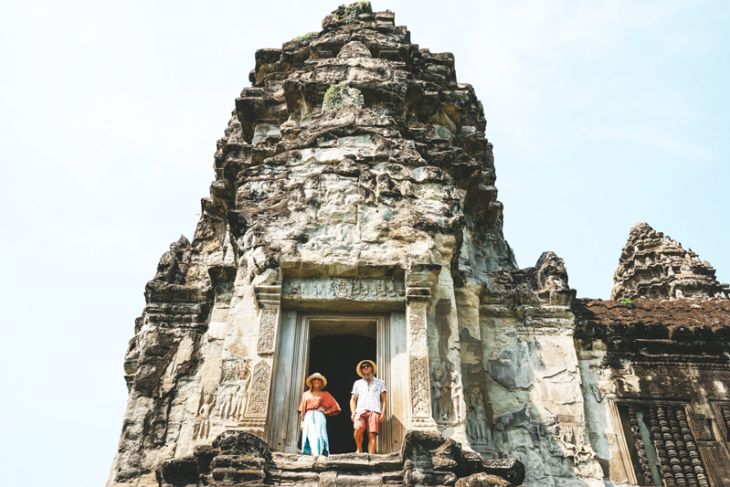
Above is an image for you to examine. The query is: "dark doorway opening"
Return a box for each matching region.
[308,332,376,454]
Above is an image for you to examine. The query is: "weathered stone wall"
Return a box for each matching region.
[108,3,526,485]
[108,3,730,487]
[575,298,730,486]
[478,305,603,486]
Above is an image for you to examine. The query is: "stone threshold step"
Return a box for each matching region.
[272,470,404,486]
[271,451,403,473]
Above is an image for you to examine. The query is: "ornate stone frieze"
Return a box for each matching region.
[282,277,405,302]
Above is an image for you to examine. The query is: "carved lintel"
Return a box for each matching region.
[282,277,405,302]
[254,285,281,309]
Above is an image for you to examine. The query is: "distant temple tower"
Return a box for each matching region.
[107,4,730,487]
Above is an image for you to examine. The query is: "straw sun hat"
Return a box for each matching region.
[356,359,377,377]
[305,372,328,389]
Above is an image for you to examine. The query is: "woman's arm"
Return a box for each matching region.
[322,392,341,415]
[298,392,308,428]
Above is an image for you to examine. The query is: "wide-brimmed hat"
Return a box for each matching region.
[356,359,377,377]
[305,372,328,389]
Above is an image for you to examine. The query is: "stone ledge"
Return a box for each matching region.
[156,430,524,487]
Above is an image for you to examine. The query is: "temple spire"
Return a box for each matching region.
[611,222,729,300]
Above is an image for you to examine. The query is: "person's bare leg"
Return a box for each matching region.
[368,432,378,454]
[354,427,365,453]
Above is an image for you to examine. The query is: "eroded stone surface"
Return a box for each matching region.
[156,431,524,486]
[107,3,730,487]
[109,3,522,485]
[574,223,730,486]
[612,222,730,300]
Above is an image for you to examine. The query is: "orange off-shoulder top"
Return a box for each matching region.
[298,391,341,416]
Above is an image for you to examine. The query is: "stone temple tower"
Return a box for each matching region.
[104,3,730,486]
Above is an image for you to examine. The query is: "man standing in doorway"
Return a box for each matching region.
[350,360,388,454]
[350,359,387,454]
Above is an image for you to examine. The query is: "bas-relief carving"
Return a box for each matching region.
[432,363,453,423]
[450,368,465,423]
[256,308,278,354]
[549,422,596,467]
[192,389,216,440]
[407,297,435,428]
[467,388,489,444]
[245,361,272,417]
[282,278,405,301]
[215,359,251,421]
[590,361,640,402]
[431,363,466,425]
[410,355,431,417]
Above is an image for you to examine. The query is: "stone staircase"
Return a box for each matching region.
[156,431,524,487]
[271,451,405,486]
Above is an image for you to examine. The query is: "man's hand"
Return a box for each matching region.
[379,412,386,423]
[349,394,358,422]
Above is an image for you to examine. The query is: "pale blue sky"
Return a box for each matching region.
[1,1,728,485]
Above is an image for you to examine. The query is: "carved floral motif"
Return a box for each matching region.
[256,308,278,354]
[245,361,272,417]
[410,356,431,417]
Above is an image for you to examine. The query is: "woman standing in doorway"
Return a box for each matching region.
[298,372,341,456]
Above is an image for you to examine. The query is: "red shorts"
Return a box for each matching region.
[354,410,381,434]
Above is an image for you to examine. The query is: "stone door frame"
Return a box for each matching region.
[267,312,407,454]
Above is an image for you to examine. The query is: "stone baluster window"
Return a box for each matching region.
[618,402,710,487]
[719,404,730,442]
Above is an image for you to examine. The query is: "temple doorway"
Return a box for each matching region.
[308,325,376,453]
[268,312,407,454]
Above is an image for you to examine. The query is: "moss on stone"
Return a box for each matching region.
[618,297,635,307]
[335,1,372,24]
[322,83,364,112]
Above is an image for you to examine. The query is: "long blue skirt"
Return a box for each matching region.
[301,410,330,456]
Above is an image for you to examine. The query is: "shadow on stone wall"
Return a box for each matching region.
[468,326,604,487]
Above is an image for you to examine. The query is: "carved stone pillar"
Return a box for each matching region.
[240,284,281,437]
[406,265,439,431]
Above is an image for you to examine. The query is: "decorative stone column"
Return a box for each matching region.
[240,284,281,437]
[405,264,439,431]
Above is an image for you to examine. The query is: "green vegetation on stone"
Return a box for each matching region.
[618,297,635,307]
[322,83,365,112]
[335,1,372,24]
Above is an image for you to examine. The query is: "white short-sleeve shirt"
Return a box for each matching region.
[351,377,387,413]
